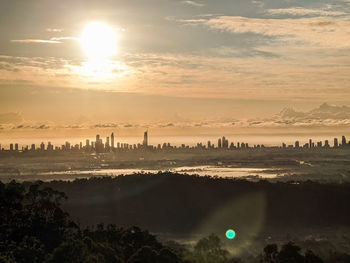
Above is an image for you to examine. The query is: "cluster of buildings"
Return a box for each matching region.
[284,136,349,149]
[0,133,349,154]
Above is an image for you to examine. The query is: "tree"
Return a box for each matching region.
[192,234,229,263]
[304,250,323,263]
[277,242,305,263]
[128,246,159,263]
[263,244,278,263]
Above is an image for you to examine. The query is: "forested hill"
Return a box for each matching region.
[44,173,350,234]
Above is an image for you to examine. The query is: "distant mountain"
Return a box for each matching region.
[276,103,350,120]
[248,103,350,128]
[278,107,305,118]
[308,103,350,119]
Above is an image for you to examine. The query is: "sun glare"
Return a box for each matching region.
[80,22,117,59]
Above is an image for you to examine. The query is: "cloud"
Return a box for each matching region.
[11,39,61,44]
[36,124,50,129]
[92,123,119,128]
[11,37,78,44]
[65,125,83,129]
[183,15,350,48]
[50,37,79,41]
[249,103,350,128]
[0,112,22,124]
[158,123,175,128]
[252,0,264,8]
[46,28,63,32]
[266,7,346,17]
[181,1,204,7]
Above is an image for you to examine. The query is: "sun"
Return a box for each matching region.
[80,22,117,59]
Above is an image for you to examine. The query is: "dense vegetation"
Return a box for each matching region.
[46,173,350,232]
[1,176,350,262]
[0,181,181,263]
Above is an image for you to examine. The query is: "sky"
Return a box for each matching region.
[0,0,350,139]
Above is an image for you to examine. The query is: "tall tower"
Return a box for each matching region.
[143,130,148,147]
[111,132,115,149]
[342,135,347,146]
[334,138,338,148]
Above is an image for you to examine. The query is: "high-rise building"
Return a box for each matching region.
[15,143,19,151]
[95,134,104,152]
[106,136,110,149]
[218,138,222,149]
[324,140,330,148]
[40,142,45,151]
[10,144,13,151]
[334,138,338,148]
[143,130,148,147]
[221,136,229,149]
[342,136,347,146]
[295,141,300,148]
[47,142,51,151]
[111,132,115,149]
[309,139,312,148]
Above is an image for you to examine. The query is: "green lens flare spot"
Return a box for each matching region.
[226,229,236,240]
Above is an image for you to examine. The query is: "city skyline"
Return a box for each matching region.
[1,1,350,262]
[1,131,349,153]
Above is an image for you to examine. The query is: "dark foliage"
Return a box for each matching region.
[0,181,181,263]
[45,173,350,233]
[261,242,323,263]
[1,176,349,263]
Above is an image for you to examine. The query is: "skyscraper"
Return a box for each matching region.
[334,138,338,148]
[111,132,115,149]
[295,141,300,148]
[342,136,347,146]
[143,130,148,147]
[324,140,329,148]
[106,136,110,149]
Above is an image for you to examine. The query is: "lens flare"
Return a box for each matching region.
[226,229,236,240]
